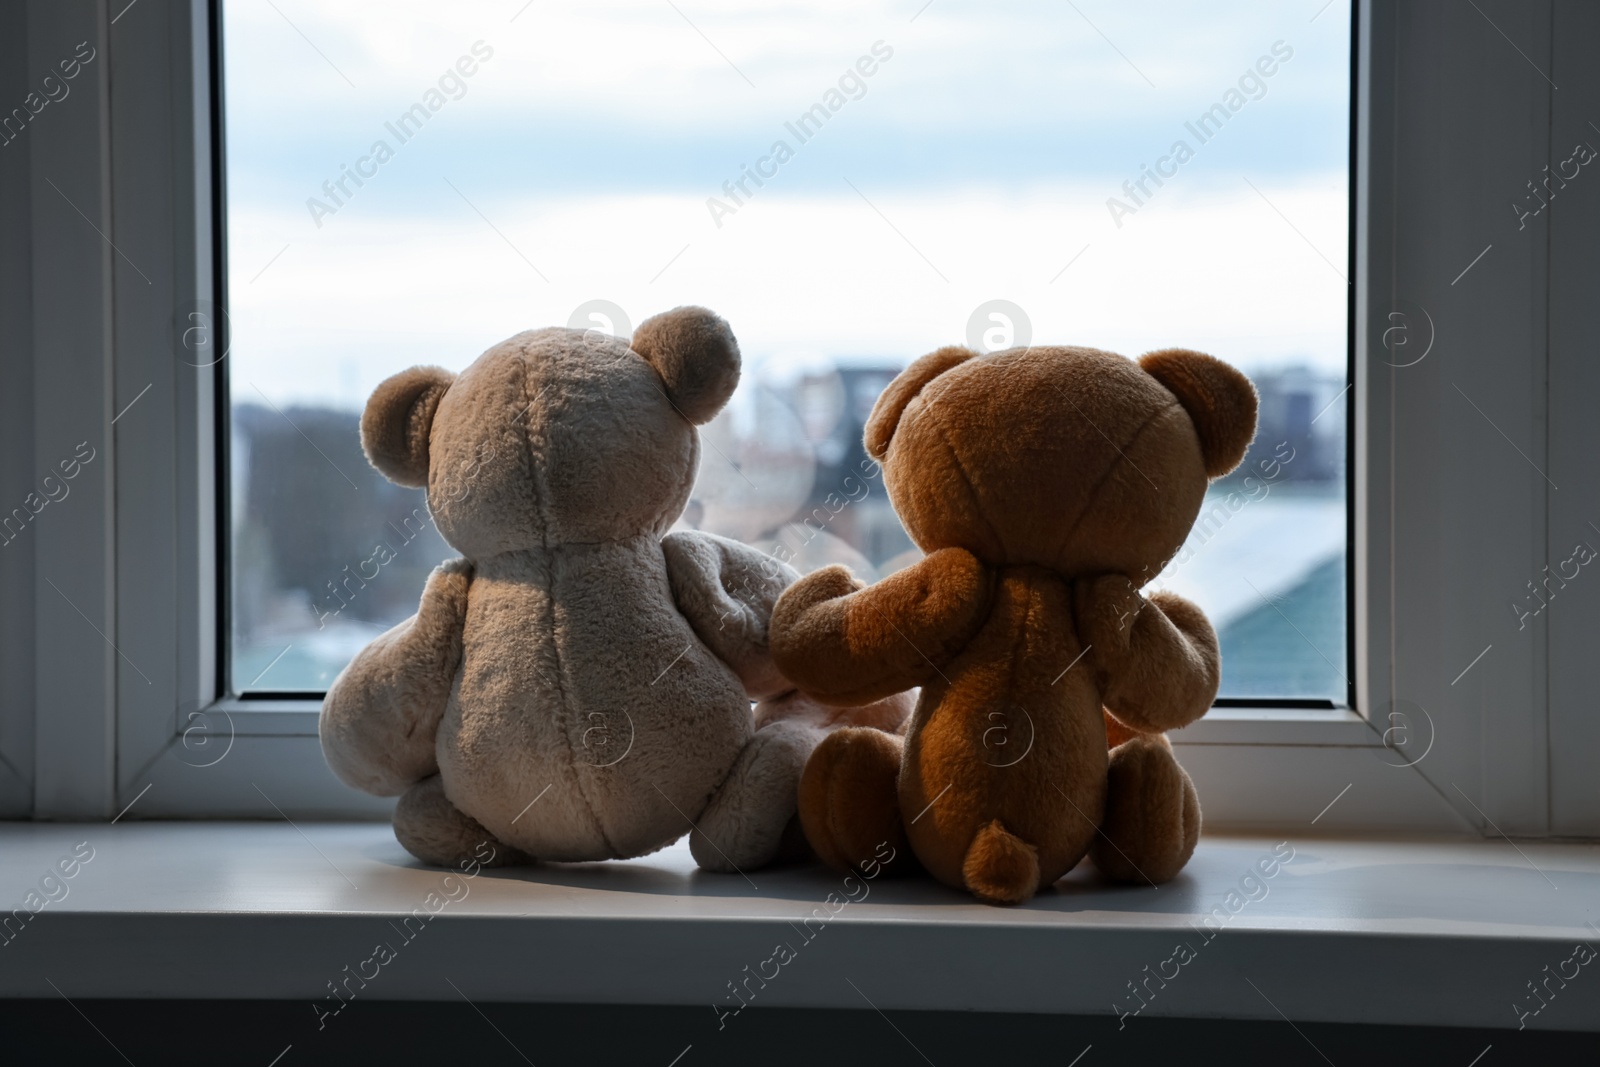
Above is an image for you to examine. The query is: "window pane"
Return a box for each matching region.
[225,0,1350,698]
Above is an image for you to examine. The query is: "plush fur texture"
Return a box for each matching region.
[772,343,1258,904]
[321,307,911,872]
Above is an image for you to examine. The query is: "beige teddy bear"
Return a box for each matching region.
[319,307,908,872]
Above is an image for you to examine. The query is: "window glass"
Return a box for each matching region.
[225,0,1351,698]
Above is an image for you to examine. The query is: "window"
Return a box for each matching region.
[223,0,1353,703]
[10,0,1593,836]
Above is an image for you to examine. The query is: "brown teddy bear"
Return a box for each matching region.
[319,307,908,873]
[769,343,1258,904]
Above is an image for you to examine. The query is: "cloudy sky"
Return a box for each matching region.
[223,0,1352,410]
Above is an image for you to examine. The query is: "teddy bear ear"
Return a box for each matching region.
[360,365,456,488]
[864,345,977,460]
[631,306,741,425]
[1138,348,1259,477]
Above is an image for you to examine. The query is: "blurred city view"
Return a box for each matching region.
[226,0,1351,700]
[233,358,1345,696]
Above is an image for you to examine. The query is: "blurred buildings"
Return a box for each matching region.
[230,361,1346,697]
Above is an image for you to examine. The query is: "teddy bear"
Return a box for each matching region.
[319,307,908,873]
[769,343,1258,904]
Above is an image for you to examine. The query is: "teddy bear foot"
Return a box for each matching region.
[1091,734,1201,885]
[797,727,913,876]
[689,719,826,874]
[394,775,527,869]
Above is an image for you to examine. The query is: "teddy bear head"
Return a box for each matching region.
[864,344,1258,581]
[359,306,740,557]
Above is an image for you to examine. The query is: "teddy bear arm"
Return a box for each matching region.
[1082,582,1221,734]
[771,549,993,706]
[319,559,471,796]
[662,531,800,701]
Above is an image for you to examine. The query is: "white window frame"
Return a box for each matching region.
[4,0,1590,834]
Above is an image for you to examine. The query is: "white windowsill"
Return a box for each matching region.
[3,823,1595,1033]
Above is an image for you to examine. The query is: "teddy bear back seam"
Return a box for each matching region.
[903,567,1099,885]
[517,349,622,860]
[1049,400,1183,574]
